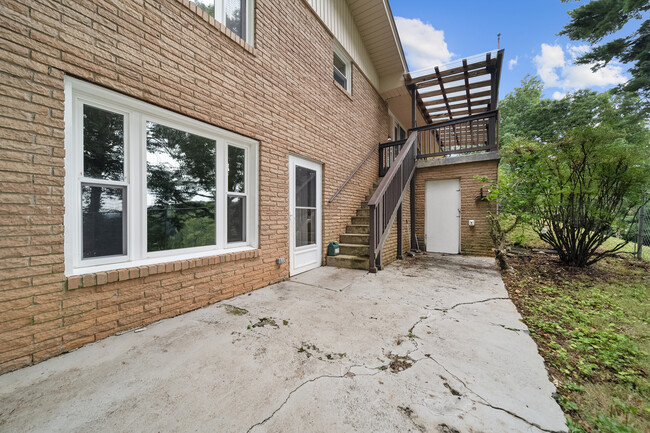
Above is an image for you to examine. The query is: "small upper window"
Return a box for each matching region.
[193,0,254,44]
[333,43,351,93]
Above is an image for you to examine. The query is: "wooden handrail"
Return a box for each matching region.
[368,131,417,272]
[413,110,499,158]
[328,143,378,203]
[369,132,416,207]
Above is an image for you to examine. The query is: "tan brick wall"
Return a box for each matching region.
[0,0,393,373]
[414,160,498,256]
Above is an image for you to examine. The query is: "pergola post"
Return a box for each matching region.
[410,85,418,252]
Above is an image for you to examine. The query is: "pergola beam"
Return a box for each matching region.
[419,79,491,99]
[415,68,487,90]
[405,60,488,86]
[422,89,491,107]
[426,98,489,115]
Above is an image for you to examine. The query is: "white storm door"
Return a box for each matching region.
[425,179,460,254]
[289,156,322,276]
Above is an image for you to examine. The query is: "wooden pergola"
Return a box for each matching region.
[405,49,504,127]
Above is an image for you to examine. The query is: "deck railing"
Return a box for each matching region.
[379,138,406,177]
[368,131,417,272]
[413,110,498,158]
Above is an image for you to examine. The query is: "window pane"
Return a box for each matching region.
[227,196,246,243]
[146,122,216,252]
[225,0,245,38]
[295,166,316,208]
[193,0,215,16]
[82,185,125,258]
[333,54,346,76]
[295,208,316,247]
[83,105,124,181]
[228,145,245,193]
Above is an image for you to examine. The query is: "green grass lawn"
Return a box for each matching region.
[501,228,649,432]
[506,222,650,261]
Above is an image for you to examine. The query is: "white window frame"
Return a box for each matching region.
[196,0,255,45]
[64,77,258,276]
[333,42,352,93]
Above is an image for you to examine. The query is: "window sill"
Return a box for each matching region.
[333,80,352,100]
[65,248,261,290]
[175,0,257,56]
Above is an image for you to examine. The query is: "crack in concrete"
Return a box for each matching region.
[420,356,563,433]
[430,297,510,312]
[490,322,529,334]
[474,400,566,433]
[246,364,381,432]
[289,280,348,293]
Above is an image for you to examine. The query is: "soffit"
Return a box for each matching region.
[347,0,407,84]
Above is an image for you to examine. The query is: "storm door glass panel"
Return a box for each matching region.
[146,122,217,252]
[227,145,246,243]
[295,165,317,247]
[225,0,245,38]
[83,105,124,181]
[82,186,126,258]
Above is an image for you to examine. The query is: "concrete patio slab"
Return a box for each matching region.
[0,254,567,433]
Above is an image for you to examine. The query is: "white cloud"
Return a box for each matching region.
[534,43,627,92]
[508,56,518,70]
[395,17,453,70]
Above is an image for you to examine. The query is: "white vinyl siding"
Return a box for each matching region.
[305,0,379,88]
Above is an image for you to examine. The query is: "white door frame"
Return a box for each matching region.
[425,179,461,254]
[289,155,322,276]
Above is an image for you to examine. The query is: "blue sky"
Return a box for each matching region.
[390,0,634,100]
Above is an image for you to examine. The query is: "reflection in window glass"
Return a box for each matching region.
[146,122,216,252]
[82,185,126,258]
[228,145,245,193]
[194,0,215,16]
[295,166,316,208]
[295,208,316,247]
[227,196,246,243]
[225,0,245,38]
[83,105,124,181]
[333,53,347,89]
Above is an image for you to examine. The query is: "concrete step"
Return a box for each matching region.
[339,243,369,256]
[340,233,369,244]
[356,208,369,217]
[326,254,369,270]
[351,216,369,225]
[360,201,368,209]
[346,224,369,234]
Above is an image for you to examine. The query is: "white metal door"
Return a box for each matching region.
[289,155,322,276]
[425,179,460,254]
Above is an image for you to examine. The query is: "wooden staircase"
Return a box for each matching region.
[326,179,380,270]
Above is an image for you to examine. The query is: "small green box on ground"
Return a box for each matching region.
[327,242,340,256]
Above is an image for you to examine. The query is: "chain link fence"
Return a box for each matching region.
[631,201,649,261]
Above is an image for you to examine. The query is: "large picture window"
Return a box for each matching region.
[193,0,255,44]
[64,78,258,275]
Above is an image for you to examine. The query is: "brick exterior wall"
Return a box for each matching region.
[414,160,498,256]
[0,0,394,373]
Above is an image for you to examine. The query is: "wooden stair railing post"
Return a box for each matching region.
[369,203,377,273]
[368,132,418,272]
[397,204,403,260]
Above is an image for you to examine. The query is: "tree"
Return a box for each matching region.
[494,77,650,267]
[560,0,650,108]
